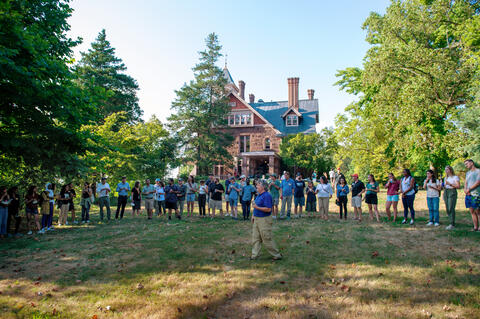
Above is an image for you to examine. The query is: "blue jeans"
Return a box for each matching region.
[402,194,415,220]
[0,206,8,235]
[242,200,251,220]
[427,197,440,223]
[48,202,54,227]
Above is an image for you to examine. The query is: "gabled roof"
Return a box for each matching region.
[223,67,235,84]
[281,107,302,118]
[250,99,318,136]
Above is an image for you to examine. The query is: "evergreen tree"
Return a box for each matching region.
[169,33,233,175]
[76,29,142,123]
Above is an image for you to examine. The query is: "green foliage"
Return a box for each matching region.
[279,129,337,176]
[169,33,234,176]
[335,0,480,177]
[81,112,176,182]
[0,0,96,184]
[75,29,142,123]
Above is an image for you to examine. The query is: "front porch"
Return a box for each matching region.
[237,151,281,178]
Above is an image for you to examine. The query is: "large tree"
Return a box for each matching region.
[335,0,480,176]
[168,33,233,175]
[75,29,142,123]
[0,0,96,185]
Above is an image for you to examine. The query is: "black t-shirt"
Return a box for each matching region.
[82,189,90,199]
[69,189,76,204]
[351,180,365,197]
[132,188,141,201]
[60,190,70,205]
[9,194,20,214]
[211,183,224,201]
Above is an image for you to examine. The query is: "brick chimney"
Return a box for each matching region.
[238,80,245,100]
[288,77,299,109]
[307,89,315,100]
[249,94,255,103]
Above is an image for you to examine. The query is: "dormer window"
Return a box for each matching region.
[286,115,298,126]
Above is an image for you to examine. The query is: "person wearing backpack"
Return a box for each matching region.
[400,169,416,225]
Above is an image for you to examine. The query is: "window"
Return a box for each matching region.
[286,115,298,126]
[227,112,252,127]
[214,165,224,177]
[265,138,271,150]
[239,135,250,153]
[228,101,237,107]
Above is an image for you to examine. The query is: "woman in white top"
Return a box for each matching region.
[443,166,460,230]
[424,170,442,226]
[315,176,333,220]
[400,169,416,225]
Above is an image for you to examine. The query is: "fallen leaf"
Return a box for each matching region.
[136,283,144,290]
[340,285,350,292]
[231,249,235,254]
[203,306,208,311]
[306,240,310,244]
[177,307,182,313]
[329,264,336,270]
[371,251,379,258]
[443,305,451,311]
[34,281,40,286]
[279,281,286,285]
[31,302,36,307]
[76,280,82,283]
[203,295,208,299]
[92,315,98,319]
[52,308,58,315]
[36,276,42,281]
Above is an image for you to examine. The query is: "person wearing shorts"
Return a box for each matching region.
[209,178,224,218]
[385,173,400,222]
[365,174,380,222]
[165,178,180,221]
[142,179,155,219]
[185,176,197,217]
[351,174,365,221]
[464,159,480,231]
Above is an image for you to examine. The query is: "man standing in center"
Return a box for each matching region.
[280,172,295,219]
[97,177,111,221]
[351,174,365,221]
[165,178,181,221]
[115,176,130,219]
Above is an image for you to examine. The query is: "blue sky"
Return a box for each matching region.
[68,0,389,130]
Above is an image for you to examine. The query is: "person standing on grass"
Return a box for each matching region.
[293,173,306,218]
[334,168,342,188]
[227,177,240,220]
[177,178,187,217]
[351,174,365,222]
[206,174,214,215]
[142,179,155,220]
[225,175,231,217]
[40,187,50,232]
[165,178,181,221]
[154,179,165,216]
[336,177,349,220]
[67,182,77,225]
[385,173,400,222]
[329,169,335,185]
[58,184,70,226]
[312,170,317,183]
[7,187,21,237]
[316,176,333,220]
[424,170,442,227]
[198,180,207,218]
[443,166,460,230]
[0,186,10,238]
[80,182,92,223]
[186,176,197,217]
[96,177,111,221]
[45,183,55,231]
[209,178,224,219]
[115,176,130,220]
[25,185,42,234]
[364,174,380,222]
[305,180,317,217]
[464,159,480,231]
[280,172,295,219]
[269,174,281,219]
[241,179,256,220]
[400,169,416,225]
[131,181,142,217]
[251,180,282,261]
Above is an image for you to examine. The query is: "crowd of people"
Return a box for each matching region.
[0,159,480,241]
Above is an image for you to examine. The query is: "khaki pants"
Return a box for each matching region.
[251,215,281,258]
[280,195,292,218]
[318,197,330,217]
[59,204,69,225]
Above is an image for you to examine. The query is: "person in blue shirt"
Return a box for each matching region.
[227,177,240,220]
[293,173,306,218]
[251,180,282,260]
[115,176,131,220]
[336,176,349,219]
[280,172,295,219]
[241,179,256,220]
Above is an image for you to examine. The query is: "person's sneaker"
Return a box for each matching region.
[272,216,277,219]
[65,221,69,225]
[286,216,291,220]
[86,220,90,223]
[410,219,414,225]
[401,219,407,224]
[272,255,283,261]
[27,230,33,235]
[427,222,434,226]
[446,225,455,230]
[37,229,44,234]
[81,220,85,224]
[57,223,62,227]
[73,220,78,224]
[434,223,440,227]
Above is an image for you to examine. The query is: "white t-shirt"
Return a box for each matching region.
[329,170,335,178]
[316,183,333,198]
[97,183,111,197]
[466,169,480,196]
[444,175,460,189]
[425,179,441,198]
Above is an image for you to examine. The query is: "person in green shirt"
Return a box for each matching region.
[364,174,380,222]
[269,174,281,219]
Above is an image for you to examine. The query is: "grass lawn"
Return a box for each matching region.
[1,190,479,319]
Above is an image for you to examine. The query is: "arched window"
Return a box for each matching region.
[265,138,271,150]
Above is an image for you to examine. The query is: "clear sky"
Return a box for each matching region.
[67,0,389,130]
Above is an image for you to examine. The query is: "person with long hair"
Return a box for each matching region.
[385,173,400,222]
[198,180,207,217]
[7,187,21,237]
[424,170,442,226]
[336,177,349,219]
[443,166,460,230]
[131,181,141,217]
[400,169,416,225]
[351,174,365,221]
[0,186,10,238]
[25,185,42,234]
[365,174,380,222]
[67,182,77,224]
[316,176,333,220]
[186,176,197,217]
[58,184,70,226]
[305,180,317,217]
[40,186,51,232]
[80,182,93,223]
[464,159,480,231]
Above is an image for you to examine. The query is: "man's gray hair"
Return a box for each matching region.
[258,179,269,189]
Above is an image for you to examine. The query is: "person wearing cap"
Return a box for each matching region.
[293,173,306,218]
[165,178,181,220]
[115,176,131,220]
[96,177,111,221]
[142,179,155,219]
[251,180,282,260]
[176,178,187,217]
[268,174,281,219]
[228,177,241,220]
[351,174,366,221]
[280,172,295,219]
